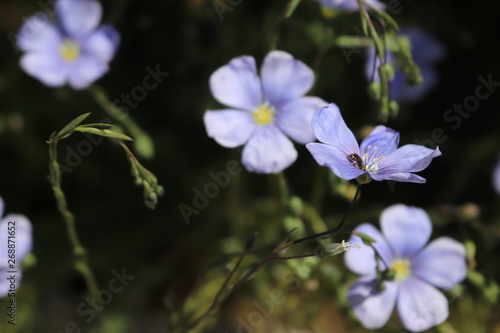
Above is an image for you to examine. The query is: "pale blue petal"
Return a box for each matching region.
[378,145,441,174]
[0,214,33,263]
[210,56,262,111]
[412,237,466,290]
[242,126,297,173]
[306,143,364,180]
[260,50,314,108]
[345,223,393,276]
[20,52,69,87]
[493,156,500,195]
[57,0,102,38]
[369,125,390,136]
[68,55,109,89]
[360,127,400,160]
[380,204,432,259]
[17,18,62,52]
[82,24,120,62]
[348,277,398,329]
[318,0,385,11]
[204,109,256,148]
[276,96,327,144]
[398,277,449,332]
[310,103,359,155]
[370,172,426,183]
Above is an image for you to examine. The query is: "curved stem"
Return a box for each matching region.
[356,0,390,121]
[291,183,362,245]
[48,135,99,296]
[88,85,155,159]
[232,183,362,289]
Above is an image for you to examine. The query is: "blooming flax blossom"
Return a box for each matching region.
[17,0,120,90]
[365,28,445,103]
[204,50,326,173]
[306,103,441,183]
[344,204,466,332]
[492,154,500,195]
[315,0,385,12]
[0,197,33,298]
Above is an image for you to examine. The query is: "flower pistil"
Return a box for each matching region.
[392,258,411,281]
[59,39,80,62]
[252,102,275,125]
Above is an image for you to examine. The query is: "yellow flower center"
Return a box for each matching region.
[392,258,411,281]
[252,103,275,125]
[59,39,80,62]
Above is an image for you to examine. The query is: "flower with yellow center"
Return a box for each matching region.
[17,0,120,89]
[59,39,80,62]
[204,50,326,173]
[344,204,467,332]
[252,103,275,126]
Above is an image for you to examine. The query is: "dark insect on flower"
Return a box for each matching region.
[347,153,365,171]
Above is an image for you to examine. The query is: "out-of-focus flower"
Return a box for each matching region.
[365,28,445,103]
[493,154,500,194]
[344,204,466,332]
[17,0,120,90]
[315,0,385,12]
[204,50,326,174]
[0,197,33,298]
[306,103,441,183]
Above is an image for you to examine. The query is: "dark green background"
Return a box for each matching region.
[0,0,499,332]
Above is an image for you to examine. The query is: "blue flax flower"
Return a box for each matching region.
[315,0,385,12]
[306,103,441,183]
[204,50,326,173]
[0,197,33,298]
[344,204,466,332]
[493,153,500,194]
[365,28,445,103]
[17,0,120,90]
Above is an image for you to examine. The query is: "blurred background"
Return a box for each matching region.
[0,0,499,332]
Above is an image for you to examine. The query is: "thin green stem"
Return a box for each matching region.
[356,0,390,121]
[291,183,362,245]
[48,134,99,297]
[186,244,250,331]
[271,0,302,50]
[276,172,291,207]
[88,85,155,159]
[232,183,362,289]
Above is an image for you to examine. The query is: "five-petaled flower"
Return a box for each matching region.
[306,103,442,183]
[0,197,33,298]
[17,0,120,90]
[204,50,326,174]
[344,204,466,332]
[314,0,385,12]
